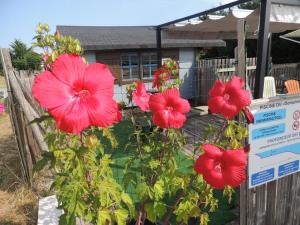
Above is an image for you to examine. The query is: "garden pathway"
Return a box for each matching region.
[182,109,223,157]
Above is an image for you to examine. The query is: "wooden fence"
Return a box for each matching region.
[197,57,257,104]
[0,48,47,186]
[197,57,300,105]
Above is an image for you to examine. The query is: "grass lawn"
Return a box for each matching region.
[105,120,237,225]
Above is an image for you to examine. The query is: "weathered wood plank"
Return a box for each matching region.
[265,181,277,225]
[256,185,266,225]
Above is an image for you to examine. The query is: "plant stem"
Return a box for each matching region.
[162,174,197,225]
[162,192,184,225]
[215,119,227,143]
[136,203,144,225]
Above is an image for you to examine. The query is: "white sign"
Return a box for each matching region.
[248,94,300,188]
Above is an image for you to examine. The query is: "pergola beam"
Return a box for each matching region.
[157,0,253,28]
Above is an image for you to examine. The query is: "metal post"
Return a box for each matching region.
[254,0,272,99]
[237,19,246,82]
[266,33,272,76]
[156,27,162,67]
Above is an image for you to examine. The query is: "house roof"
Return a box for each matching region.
[56,26,226,50]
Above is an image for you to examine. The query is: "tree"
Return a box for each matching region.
[10,39,42,71]
[238,0,260,10]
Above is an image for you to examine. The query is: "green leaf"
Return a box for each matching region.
[149,160,160,169]
[97,209,111,225]
[121,192,135,216]
[122,172,137,189]
[153,202,167,218]
[59,213,76,225]
[28,115,52,125]
[33,151,54,172]
[144,203,157,223]
[200,212,209,225]
[103,128,118,149]
[154,180,164,200]
[115,209,128,225]
[136,182,148,200]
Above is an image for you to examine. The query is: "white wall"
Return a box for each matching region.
[113,82,153,104]
[179,48,196,99]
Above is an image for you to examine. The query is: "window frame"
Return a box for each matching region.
[120,53,140,81]
[141,52,158,79]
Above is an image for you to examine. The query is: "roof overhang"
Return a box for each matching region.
[280,29,300,44]
[161,4,300,40]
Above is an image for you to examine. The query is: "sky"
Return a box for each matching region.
[0,0,235,48]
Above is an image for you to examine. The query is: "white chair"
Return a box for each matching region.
[263,76,277,98]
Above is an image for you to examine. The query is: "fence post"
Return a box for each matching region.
[0,48,48,186]
[0,48,30,184]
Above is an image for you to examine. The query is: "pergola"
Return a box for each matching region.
[155,0,300,99]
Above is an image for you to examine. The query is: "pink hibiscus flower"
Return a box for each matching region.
[208,76,251,119]
[152,67,170,89]
[243,107,254,124]
[194,144,247,189]
[132,82,151,112]
[116,103,123,122]
[149,88,190,128]
[0,103,4,115]
[32,54,120,134]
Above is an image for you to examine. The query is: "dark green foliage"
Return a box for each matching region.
[10,39,42,71]
[238,0,260,10]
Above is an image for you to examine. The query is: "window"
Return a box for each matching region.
[120,52,158,81]
[121,54,140,80]
[141,53,157,79]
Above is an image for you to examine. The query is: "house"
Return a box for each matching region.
[57,26,226,102]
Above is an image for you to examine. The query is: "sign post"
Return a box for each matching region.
[248,94,300,188]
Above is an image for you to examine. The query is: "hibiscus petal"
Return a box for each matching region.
[32,71,74,110]
[162,88,180,99]
[226,76,244,89]
[52,54,86,86]
[132,92,150,112]
[232,89,251,108]
[223,149,247,166]
[173,98,191,114]
[194,155,215,174]
[49,99,90,134]
[203,170,226,189]
[83,63,115,97]
[136,82,147,95]
[208,96,225,114]
[86,95,119,128]
[222,102,239,119]
[222,165,246,187]
[149,93,166,112]
[201,144,223,158]
[169,111,186,128]
[152,110,169,128]
[209,80,225,97]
